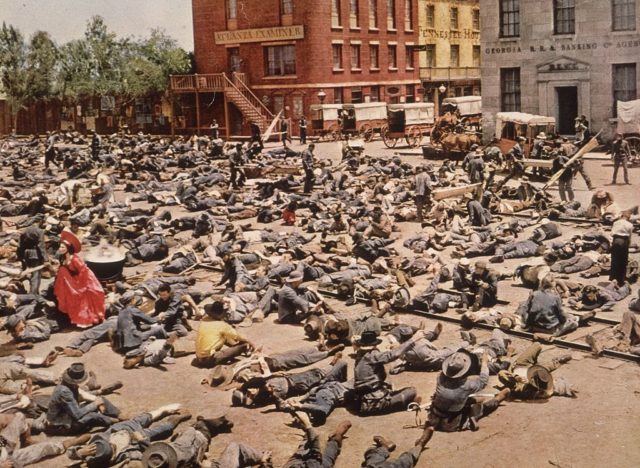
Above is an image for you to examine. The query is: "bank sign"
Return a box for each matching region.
[215,25,304,45]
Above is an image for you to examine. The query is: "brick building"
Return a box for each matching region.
[418,0,481,111]
[480,0,639,141]
[172,0,422,137]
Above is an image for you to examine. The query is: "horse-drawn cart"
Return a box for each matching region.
[495,112,556,157]
[310,104,343,141]
[310,102,387,142]
[616,99,640,166]
[382,103,435,148]
[441,96,482,131]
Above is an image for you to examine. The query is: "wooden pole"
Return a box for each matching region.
[195,78,201,137]
[223,93,230,140]
[540,131,602,192]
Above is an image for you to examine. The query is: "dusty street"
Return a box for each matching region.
[6,138,640,468]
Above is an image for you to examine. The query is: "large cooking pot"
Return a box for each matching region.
[84,250,126,281]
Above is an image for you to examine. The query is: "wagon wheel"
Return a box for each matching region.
[381,125,398,148]
[359,123,374,142]
[405,126,423,148]
[627,136,640,166]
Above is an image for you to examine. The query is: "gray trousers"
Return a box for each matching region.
[612,158,629,183]
[362,446,421,468]
[265,347,330,372]
[215,442,265,468]
[283,429,341,468]
[68,316,118,353]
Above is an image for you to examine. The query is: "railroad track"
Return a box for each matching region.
[320,289,640,364]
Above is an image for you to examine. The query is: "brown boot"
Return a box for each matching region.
[373,435,396,452]
[431,323,443,340]
[585,334,604,356]
[86,371,100,391]
[123,354,145,369]
[329,420,352,445]
[415,426,434,450]
[327,343,345,356]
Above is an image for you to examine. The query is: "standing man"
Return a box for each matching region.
[17,223,48,294]
[551,150,574,202]
[249,120,264,151]
[210,119,219,140]
[611,133,631,185]
[414,164,433,223]
[281,118,292,146]
[302,143,315,193]
[299,115,307,145]
[44,130,58,170]
[228,143,246,189]
[90,130,102,162]
[610,213,633,284]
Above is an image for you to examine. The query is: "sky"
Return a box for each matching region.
[0,0,194,50]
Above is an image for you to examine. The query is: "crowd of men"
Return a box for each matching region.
[0,120,637,467]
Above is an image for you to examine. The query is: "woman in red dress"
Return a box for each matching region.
[54,231,105,328]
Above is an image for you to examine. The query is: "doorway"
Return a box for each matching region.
[556,86,578,135]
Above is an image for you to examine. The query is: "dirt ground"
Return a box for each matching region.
[6,139,640,468]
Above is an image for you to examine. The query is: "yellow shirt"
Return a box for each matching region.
[195,319,241,359]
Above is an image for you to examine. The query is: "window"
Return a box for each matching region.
[613,0,636,31]
[472,9,480,30]
[332,0,342,27]
[472,45,481,67]
[370,44,380,69]
[281,0,293,15]
[406,46,414,69]
[292,95,303,117]
[426,5,435,28]
[387,0,396,30]
[352,87,363,103]
[405,0,413,30]
[450,7,459,30]
[351,44,361,69]
[334,88,344,104]
[264,45,296,76]
[370,85,380,102]
[613,64,637,115]
[273,95,284,114]
[406,84,415,103]
[554,0,575,34]
[425,44,435,67]
[388,44,397,68]
[350,0,360,28]
[369,0,378,28]
[500,0,520,37]
[450,45,460,67]
[332,44,343,69]
[227,0,237,19]
[501,67,521,112]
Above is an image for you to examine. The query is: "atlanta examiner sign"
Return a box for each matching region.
[215,25,304,45]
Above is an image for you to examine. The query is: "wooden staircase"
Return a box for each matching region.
[223,73,274,131]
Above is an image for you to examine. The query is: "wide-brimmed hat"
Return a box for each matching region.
[354,330,382,348]
[594,189,608,199]
[286,270,304,283]
[527,365,554,396]
[459,258,471,267]
[61,230,82,253]
[536,132,547,139]
[62,362,88,385]
[141,442,178,468]
[442,349,476,379]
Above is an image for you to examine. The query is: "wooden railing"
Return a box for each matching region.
[170,74,226,91]
[230,73,274,119]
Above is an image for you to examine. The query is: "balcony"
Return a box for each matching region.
[170,74,228,93]
[419,67,480,82]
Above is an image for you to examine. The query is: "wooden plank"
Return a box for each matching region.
[432,183,482,200]
[540,132,601,192]
[262,110,283,142]
[522,158,553,168]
